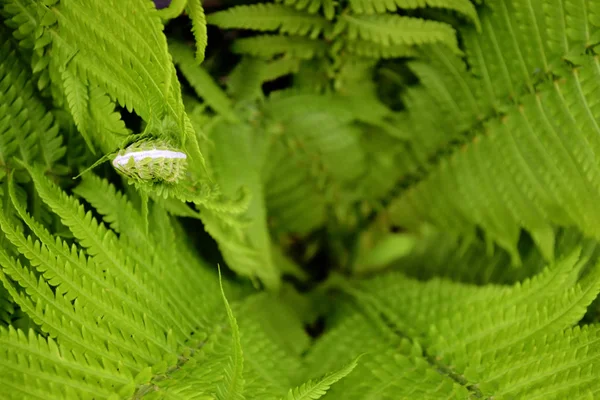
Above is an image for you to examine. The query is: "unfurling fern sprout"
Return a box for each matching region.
[112,140,188,183]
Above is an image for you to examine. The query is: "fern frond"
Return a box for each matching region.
[391,55,600,261]
[170,41,235,119]
[1,0,58,98]
[232,35,328,60]
[461,1,595,104]
[61,65,96,152]
[234,293,308,398]
[283,356,359,400]
[263,139,327,235]
[226,57,265,103]
[347,0,478,27]
[137,323,232,399]
[361,223,559,284]
[0,163,257,397]
[305,304,469,399]
[308,239,600,398]
[216,271,245,400]
[1,0,54,49]
[348,242,593,342]
[0,201,177,361]
[0,285,14,326]
[51,0,190,146]
[407,45,487,130]
[72,173,225,330]
[0,27,64,170]
[385,0,600,259]
[472,324,600,399]
[21,165,221,346]
[260,57,303,83]
[275,0,336,20]
[0,243,147,371]
[239,291,310,357]
[198,119,281,288]
[261,92,366,236]
[187,0,208,63]
[0,325,136,399]
[207,4,330,38]
[72,173,147,243]
[336,14,460,53]
[3,175,206,362]
[346,40,416,58]
[544,0,594,56]
[130,290,313,399]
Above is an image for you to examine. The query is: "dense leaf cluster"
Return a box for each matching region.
[2,0,600,398]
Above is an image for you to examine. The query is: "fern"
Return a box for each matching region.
[170,41,235,119]
[347,0,478,22]
[5,0,600,398]
[283,357,360,400]
[0,26,65,172]
[336,14,460,51]
[207,0,471,92]
[306,241,600,398]
[187,0,208,63]
[387,2,600,262]
[0,166,347,398]
[215,271,245,400]
[232,35,328,60]
[207,4,330,38]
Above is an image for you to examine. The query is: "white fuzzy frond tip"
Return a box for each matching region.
[112,149,187,167]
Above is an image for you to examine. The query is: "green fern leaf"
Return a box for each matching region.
[200,118,281,288]
[261,91,366,236]
[51,0,191,146]
[0,285,14,326]
[336,14,460,53]
[170,41,235,119]
[391,55,600,261]
[1,0,58,97]
[0,27,64,170]
[216,271,245,400]
[275,0,336,20]
[346,40,417,58]
[309,239,600,398]
[207,4,330,38]
[226,57,265,103]
[347,0,479,28]
[61,65,96,153]
[304,304,469,399]
[260,57,303,83]
[232,35,328,60]
[282,356,360,400]
[230,292,311,399]
[187,0,208,63]
[386,0,600,260]
[263,138,327,235]
[1,0,55,49]
[0,325,136,399]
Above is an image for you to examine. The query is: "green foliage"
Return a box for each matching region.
[308,236,600,398]
[3,0,600,398]
[388,0,600,264]
[0,25,64,173]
